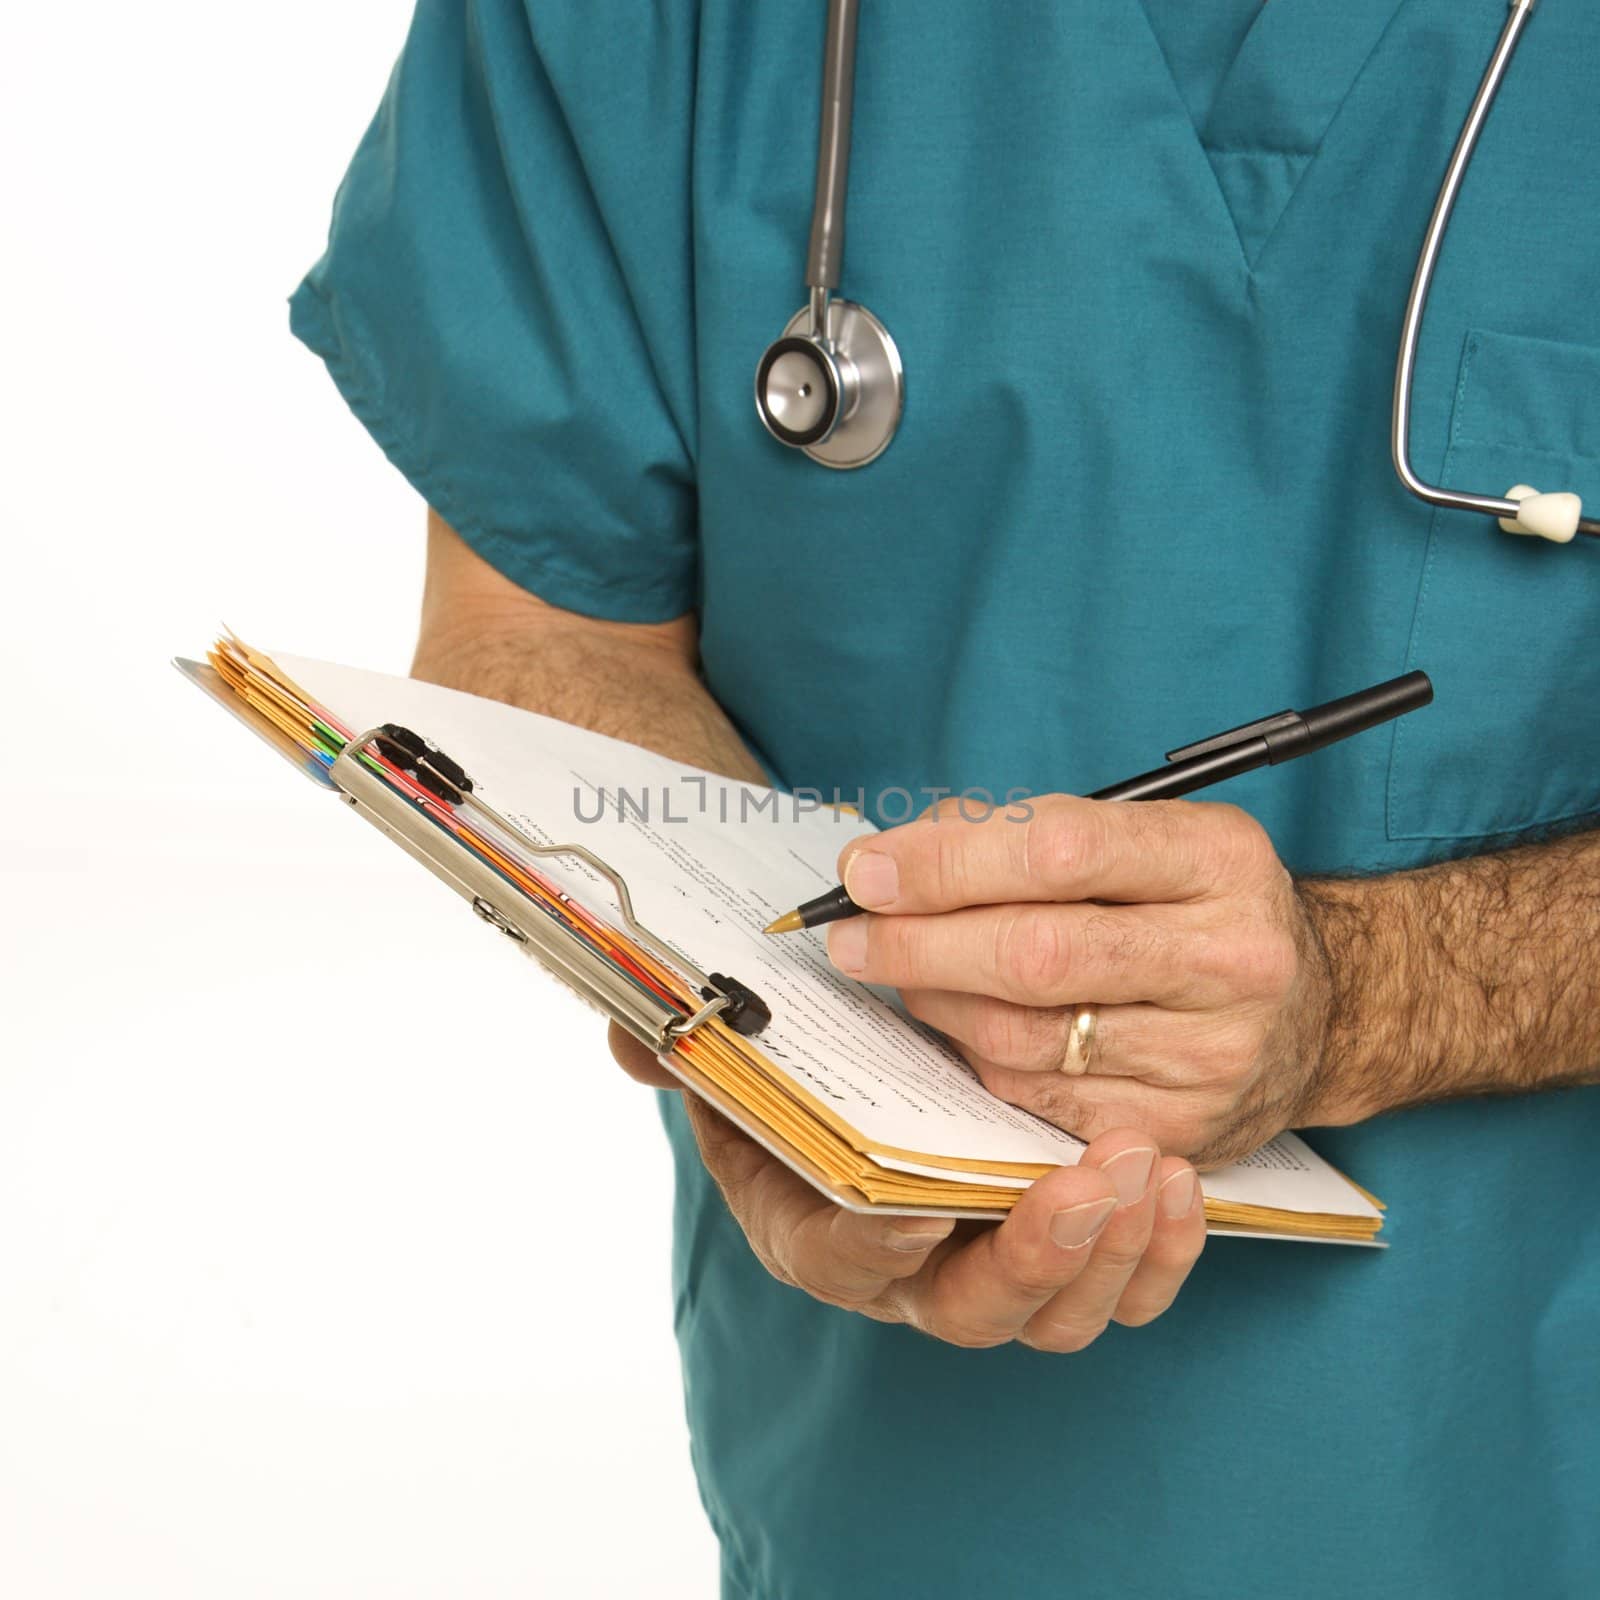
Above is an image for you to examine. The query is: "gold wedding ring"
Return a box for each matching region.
[1061,1006,1099,1076]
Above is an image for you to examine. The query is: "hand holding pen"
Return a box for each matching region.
[765,672,1432,1170]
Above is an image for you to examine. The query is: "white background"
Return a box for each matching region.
[1,3,719,1593]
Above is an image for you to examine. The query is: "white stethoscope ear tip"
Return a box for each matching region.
[1498,484,1583,544]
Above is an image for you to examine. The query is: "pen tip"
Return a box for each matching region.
[763,911,804,936]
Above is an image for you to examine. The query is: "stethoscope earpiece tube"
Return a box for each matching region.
[806,0,858,299]
[1391,0,1596,539]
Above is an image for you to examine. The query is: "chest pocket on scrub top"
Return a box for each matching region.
[1388,328,1600,842]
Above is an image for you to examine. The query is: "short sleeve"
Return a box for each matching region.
[289,0,700,622]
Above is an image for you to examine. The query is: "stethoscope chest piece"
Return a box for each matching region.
[756,299,904,470]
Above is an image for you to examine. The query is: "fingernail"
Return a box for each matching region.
[827,917,869,974]
[1102,1147,1157,1209]
[845,850,899,910]
[887,1221,956,1253]
[1158,1169,1198,1220]
[1049,1197,1118,1249]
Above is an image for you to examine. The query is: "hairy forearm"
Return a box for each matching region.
[410,511,765,785]
[1300,830,1600,1125]
[411,610,765,785]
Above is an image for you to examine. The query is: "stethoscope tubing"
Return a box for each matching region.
[806,0,857,310]
[1392,0,1600,537]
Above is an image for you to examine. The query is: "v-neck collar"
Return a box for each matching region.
[1134,0,1409,270]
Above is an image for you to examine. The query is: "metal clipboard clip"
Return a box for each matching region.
[331,724,771,1057]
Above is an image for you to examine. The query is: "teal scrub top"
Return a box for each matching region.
[290,4,1600,1595]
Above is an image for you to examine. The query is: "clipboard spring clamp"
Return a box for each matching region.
[658,995,729,1052]
[659,974,772,1053]
[369,724,474,804]
[698,973,772,1038]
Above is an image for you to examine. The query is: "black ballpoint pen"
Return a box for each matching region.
[761,670,1433,934]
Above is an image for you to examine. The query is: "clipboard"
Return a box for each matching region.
[176,651,1389,1238]
[175,656,963,1219]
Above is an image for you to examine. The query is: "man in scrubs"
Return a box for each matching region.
[291,2,1600,1594]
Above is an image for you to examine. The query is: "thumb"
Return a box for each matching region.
[608,1021,681,1090]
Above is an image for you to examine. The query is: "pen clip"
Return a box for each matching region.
[1166,709,1302,764]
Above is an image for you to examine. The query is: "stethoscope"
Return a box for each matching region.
[754,0,1598,542]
